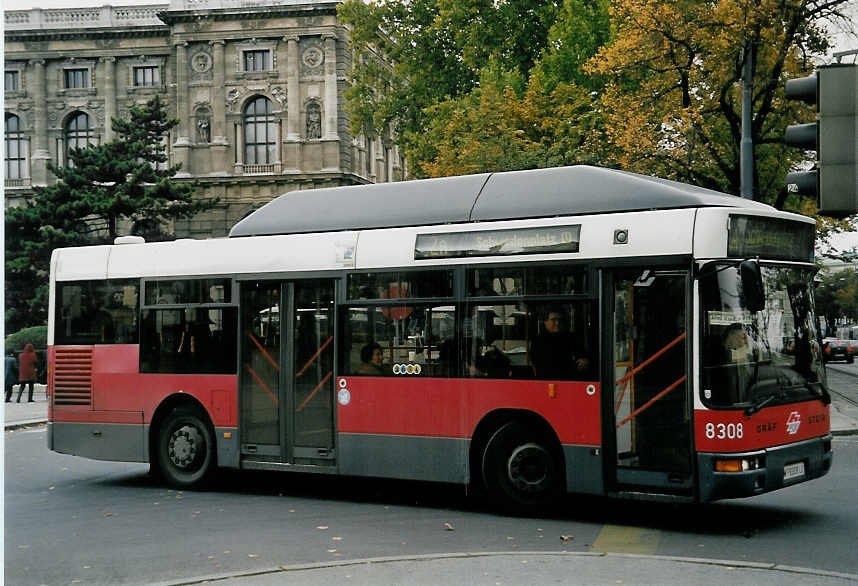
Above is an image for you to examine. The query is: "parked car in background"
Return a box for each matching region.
[823,338,856,364]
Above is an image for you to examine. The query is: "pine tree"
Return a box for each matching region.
[5,95,217,332]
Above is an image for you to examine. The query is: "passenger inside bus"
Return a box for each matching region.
[530,307,590,379]
[355,342,388,376]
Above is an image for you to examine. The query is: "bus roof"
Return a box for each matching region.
[229,165,773,238]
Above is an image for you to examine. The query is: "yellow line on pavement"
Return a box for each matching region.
[591,524,660,555]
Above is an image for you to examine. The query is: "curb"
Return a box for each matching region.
[148,551,858,586]
[5,419,47,431]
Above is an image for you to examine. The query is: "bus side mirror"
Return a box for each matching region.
[740,260,765,312]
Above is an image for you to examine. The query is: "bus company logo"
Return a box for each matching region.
[786,411,801,435]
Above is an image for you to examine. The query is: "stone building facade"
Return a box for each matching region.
[4,0,401,239]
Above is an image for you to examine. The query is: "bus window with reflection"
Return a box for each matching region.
[464,301,594,380]
[55,280,139,345]
[343,304,457,377]
[141,307,237,374]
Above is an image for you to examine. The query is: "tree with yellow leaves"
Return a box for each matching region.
[586,0,851,208]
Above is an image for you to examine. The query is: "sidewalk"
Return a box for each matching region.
[3,383,49,430]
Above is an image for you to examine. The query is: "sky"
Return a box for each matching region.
[2,0,857,254]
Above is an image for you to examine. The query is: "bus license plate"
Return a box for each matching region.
[784,462,805,481]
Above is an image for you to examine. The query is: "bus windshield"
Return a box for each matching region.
[701,264,825,409]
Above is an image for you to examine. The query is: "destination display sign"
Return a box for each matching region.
[728,215,814,262]
[414,225,581,260]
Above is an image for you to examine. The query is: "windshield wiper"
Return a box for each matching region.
[744,392,785,416]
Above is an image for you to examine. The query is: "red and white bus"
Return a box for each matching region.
[47,165,832,512]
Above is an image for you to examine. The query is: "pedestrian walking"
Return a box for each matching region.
[16,343,38,403]
[5,351,18,402]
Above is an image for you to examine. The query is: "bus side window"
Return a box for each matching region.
[55,280,138,345]
[528,301,595,381]
[342,304,456,377]
[141,307,237,374]
[465,303,525,379]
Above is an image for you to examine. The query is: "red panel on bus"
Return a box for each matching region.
[336,376,601,446]
[694,401,830,453]
[51,345,238,427]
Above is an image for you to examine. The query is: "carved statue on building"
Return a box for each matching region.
[197,115,210,143]
[306,102,321,140]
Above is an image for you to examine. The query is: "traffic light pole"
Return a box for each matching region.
[740,44,754,200]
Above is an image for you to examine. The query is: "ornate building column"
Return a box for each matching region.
[173,41,192,176]
[285,35,300,141]
[282,35,301,172]
[100,56,117,142]
[209,40,229,175]
[321,33,340,172]
[322,34,339,141]
[29,58,50,186]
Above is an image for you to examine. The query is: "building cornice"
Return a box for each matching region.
[157,3,339,25]
[5,27,169,43]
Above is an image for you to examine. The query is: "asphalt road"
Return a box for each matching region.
[4,427,858,586]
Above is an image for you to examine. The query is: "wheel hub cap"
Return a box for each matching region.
[507,443,549,493]
[168,425,200,469]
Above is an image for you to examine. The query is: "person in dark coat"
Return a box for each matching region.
[5,352,18,402]
[530,308,589,379]
[16,343,38,402]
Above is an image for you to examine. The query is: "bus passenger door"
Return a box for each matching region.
[239,280,336,466]
[605,269,693,495]
[290,280,335,464]
[239,282,283,459]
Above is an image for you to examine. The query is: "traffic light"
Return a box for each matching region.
[784,64,858,218]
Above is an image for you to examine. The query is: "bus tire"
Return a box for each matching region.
[481,421,561,514]
[157,406,216,489]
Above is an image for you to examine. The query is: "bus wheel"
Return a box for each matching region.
[481,421,561,514]
[158,406,215,489]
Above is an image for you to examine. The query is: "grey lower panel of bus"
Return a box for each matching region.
[215,427,240,468]
[564,444,603,495]
[698,434,833,502]
[337,433,470,484]
[48,422,241,469]
[337,433,604,495]
[48,422,146,463]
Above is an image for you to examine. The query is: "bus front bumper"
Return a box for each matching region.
[698,434,832,502]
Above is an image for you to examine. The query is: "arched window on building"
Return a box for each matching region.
[4,113,27,180]
[65,111,93,166]
[243,96,275,165]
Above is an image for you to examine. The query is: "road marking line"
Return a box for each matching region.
[591,524,660,555]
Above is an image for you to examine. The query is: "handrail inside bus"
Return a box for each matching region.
[616,375,687,428]
[249,334,279,372]
[247,366,279,407]
[296,336,333,378]
[614,331,687,413]
[296,371,333,412]
[613,331,687,427]
[615,332,687,388]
